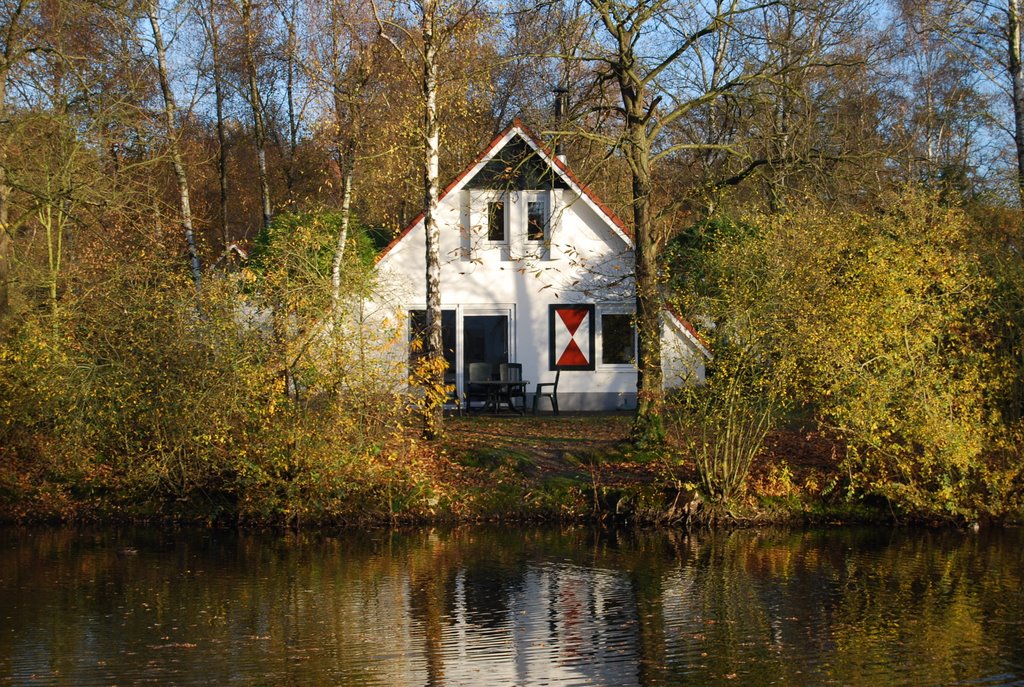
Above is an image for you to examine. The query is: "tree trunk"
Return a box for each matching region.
[281,0,298,205]
[147,3,202,288]
[607,17,665,445]
[331,140,354,313]
[0,103,10,316]
[327,2,360,318]
[1009,0,1024,206]
[39,198,65,328]
[0,159,11,317]
[626,122,665,445]
[0,5,20,318]
[422,0,444,439]
[241,0,272,229]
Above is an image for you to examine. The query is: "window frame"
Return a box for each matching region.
[486,198,507,244]
[597,306,637,369]
[523,191,549,244]
[468,190,509,248]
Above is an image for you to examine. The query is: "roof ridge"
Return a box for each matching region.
[377,120,637,262]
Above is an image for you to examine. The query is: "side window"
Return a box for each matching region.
[601,312,635,365]
[487,200,506,242]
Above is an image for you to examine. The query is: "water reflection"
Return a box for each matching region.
[0,526,1022,686]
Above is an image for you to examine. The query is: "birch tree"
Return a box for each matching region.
[273,0,313,206]
[145,0,202,288]
[236,0,274,229]
[420,0,442,437]
[908,0,1024,205]
[879,1,993,198]
[306,0,379,312]
[196,0,232,251]
[373,0,487,438]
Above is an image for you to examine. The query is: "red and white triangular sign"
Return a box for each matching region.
[554,306,591,367]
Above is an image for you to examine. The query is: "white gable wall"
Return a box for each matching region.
[375,129,705,411]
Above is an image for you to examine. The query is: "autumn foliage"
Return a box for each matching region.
[674,190,1024,521]
[0,211,441,524]
[2,0,1024,525]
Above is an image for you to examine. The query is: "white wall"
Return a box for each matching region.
[375,145,705,410]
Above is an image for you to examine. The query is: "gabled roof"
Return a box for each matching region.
[665,307,711,359]
[376,119,633,262]
[376,119,710,358]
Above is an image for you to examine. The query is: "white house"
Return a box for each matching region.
[374,120,708,411]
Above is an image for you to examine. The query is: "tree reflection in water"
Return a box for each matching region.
[0,526,1021,686]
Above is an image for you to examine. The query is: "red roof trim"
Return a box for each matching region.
[376,119,637,261]
[375,123,518,262]
[665,303,711,356]
[509,119,633,241]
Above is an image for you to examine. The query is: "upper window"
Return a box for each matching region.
[487,200,506,242]
[527,199,547,242]
[522,192,550,243]
[601,312,635,365]
[470,190,549,249]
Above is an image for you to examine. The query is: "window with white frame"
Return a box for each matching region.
[469,190,552,249]
[600,310,635,365]
[469,190,508,247]
[487,199,506,242]
[524,191,549,243]
[527,199,546,242]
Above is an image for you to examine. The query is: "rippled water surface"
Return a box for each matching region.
[1,525,1022,686]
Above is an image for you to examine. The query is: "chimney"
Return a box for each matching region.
[553,86,568,164]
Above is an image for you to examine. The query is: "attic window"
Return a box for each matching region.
[488,200,506,242]
[527,199,546,242]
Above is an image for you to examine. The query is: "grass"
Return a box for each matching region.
[443,412,673,484]
[434,411,863,525]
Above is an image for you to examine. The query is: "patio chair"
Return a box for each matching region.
[532,370,560,415]
[464,362,493,412]
[499,363,527,414]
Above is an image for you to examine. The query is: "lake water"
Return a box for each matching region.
[1,525,1022,686]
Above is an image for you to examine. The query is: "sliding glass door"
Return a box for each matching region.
[409,310,457,383]
[410,307,513,394]
[462,314,508,380]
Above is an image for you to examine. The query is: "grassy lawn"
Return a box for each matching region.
[434,411,846,523]
[444,412,678,478]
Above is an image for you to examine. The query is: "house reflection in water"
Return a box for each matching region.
[3,526,1022,686]
[406,545,643,686]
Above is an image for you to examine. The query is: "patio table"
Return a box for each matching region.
[473,379,530,415]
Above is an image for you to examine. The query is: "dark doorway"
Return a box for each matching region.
[409,309,457,377]
[463,314,508,379]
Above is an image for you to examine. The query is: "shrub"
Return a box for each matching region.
[0,212,432,524]
[680,189,1022,521]
[671,324,788,510]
